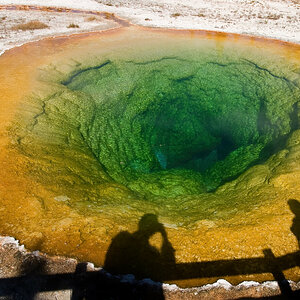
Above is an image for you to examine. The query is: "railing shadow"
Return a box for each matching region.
[0,250,299,299]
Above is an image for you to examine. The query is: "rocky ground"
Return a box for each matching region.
[0,6,121,55]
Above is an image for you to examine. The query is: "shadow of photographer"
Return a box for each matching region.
[104,213,176,282]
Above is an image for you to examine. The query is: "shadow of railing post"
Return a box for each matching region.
[263,249,293,297]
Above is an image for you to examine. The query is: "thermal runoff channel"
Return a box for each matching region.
[1,28,300,285]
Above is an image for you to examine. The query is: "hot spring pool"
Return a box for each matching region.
[0,26,300,286]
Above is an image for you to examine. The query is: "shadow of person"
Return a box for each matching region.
[104,213,176,284]
[288,199,300,248]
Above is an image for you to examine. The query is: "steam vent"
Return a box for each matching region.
[1,26,300,286]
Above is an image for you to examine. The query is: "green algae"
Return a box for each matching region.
[61,55,300,198]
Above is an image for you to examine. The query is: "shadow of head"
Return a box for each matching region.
[288,199,300,216]
[137,213,163,238]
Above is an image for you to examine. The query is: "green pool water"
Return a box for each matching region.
[61,53,299,199]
